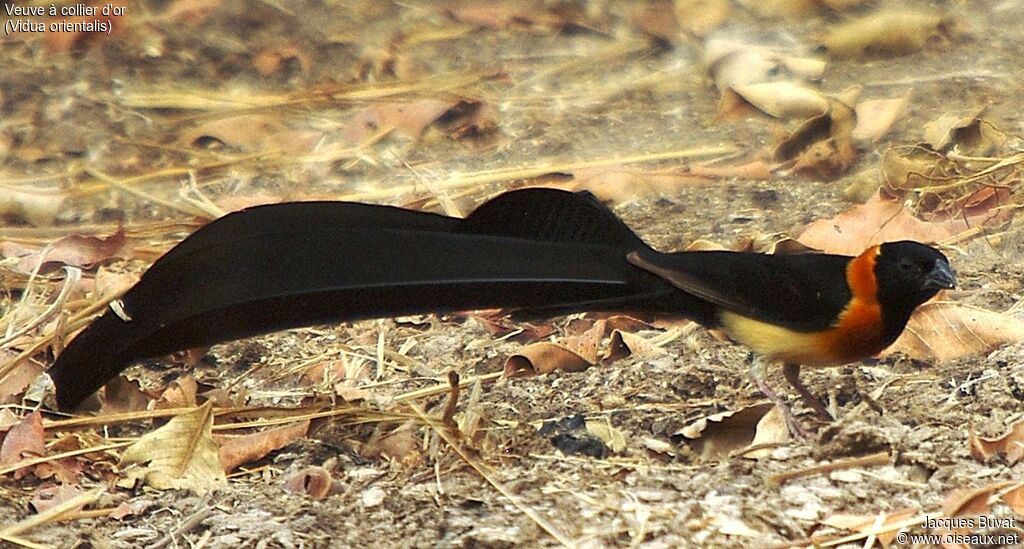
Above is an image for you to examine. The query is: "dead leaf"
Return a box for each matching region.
[720,81,829,119]
[943,481,1016,518]
[0,185,66,226]
[29,484,84,514]
[119,402,227,493]
[0,411,45,478]
[923,110,1007,156]
[99,376,151,414]
[0,358,44,404]
[155,375,198,409]
[853,94,910,142]
[774,97,857,178]
[1004,484,1024,516]
[585,420,627,454]
[362,424,422,464]
[741,406,791,458]
[216,420,310,472]
[180,114,322,154]
[444,1,570,31]
[2,230,131,275]
[968,418,1024,465]
[341,99,456,142]
[884,303,1024,363]
[605,329,663,362]
[504,342,593,377]
[706,39,825,90]
[283,466,333,500]
[632,1,679,43]
[823,9,952,59]
[675,403,774,459]
[798,193,994,255]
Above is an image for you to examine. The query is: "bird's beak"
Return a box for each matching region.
[924,260,956,290]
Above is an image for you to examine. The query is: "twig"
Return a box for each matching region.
[766,451,890,488]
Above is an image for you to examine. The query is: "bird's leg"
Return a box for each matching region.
[782,363,833,420]
[749,357,808,441]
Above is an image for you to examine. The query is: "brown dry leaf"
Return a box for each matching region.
[823,9,951,59]
[968,418,1024,465]
[216,420,310,472]
[674,0,730,36]
[119,401,227,493]
[884,303,1024,363]
[1004,485,1024,516]
[29,484,84,514]
[99,376,151,414]
[852,94,910,143]
[798,193,987,255]
[0,411,45,478]
[0,185,66,226]
[155,375,199,409]
[820,508,917,548]
[675,403,774,459]
[605,329,663,362]
[445,1,566,31]
[180,113,322,154]
[362,424,421,464]
[720,81,830,120]
[282,466,333,500]
[942,481,1016,518]
[342,99,457,143]
[705,39,825,90]
[585,420,627,454]
[504,342,593,377]
[0,358,44,404]
[923,110,1007,156]
[774,97,857,178]
[741,406,791,458]
[3,229,131,275]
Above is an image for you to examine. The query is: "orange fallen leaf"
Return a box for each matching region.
[823,9,953,59]
[0,358,44,404]
[504,342,593,377]
[2,229,130,274]
[180,113,322,154]
[884,303,1024,363]
[0,411,45,479]
[675,403,776,459]
[283,466,333,500]
[798,193,991,255]
[100,376,151,414]
[216,420,310,472]
[942,481,1015,518]
[968,418,1024,465]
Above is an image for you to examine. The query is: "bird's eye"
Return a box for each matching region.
[899,261,913,272]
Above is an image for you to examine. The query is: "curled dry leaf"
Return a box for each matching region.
[968,418,1024,465]
[504,319,605,377]
[99,376,150,414]
[675,403,776,459]
[154,375,199,409]
[923,110,1007,156]
[883,303,1024,363]
[342,99,492,143]
[774,97,857,178]
[720,81,829,120]
[0,355,44,404]
[29,484,84,514]
[119,401,226,493]
[283,466,333,500]
[706,39,825,90]
[823,9,953,59]
[942,481,1016,519]
[605,329,663,362]
[180,113,322,154]
[2,229,131,275]
[362,424,422,464]
[216,420,310,472]
[0,185,66,226]
[852,93,910,143]
[1004,485,1024,516]
[252,44,311,77]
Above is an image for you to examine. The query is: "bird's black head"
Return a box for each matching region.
[874,240,955,343]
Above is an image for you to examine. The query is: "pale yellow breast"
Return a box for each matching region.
[719,309,885,367]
